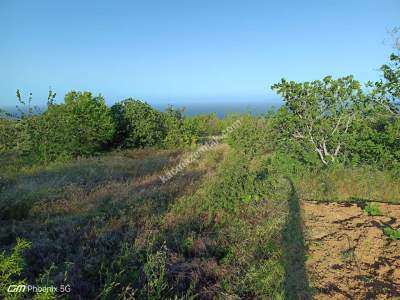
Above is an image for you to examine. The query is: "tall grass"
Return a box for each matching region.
[295,166,400,203]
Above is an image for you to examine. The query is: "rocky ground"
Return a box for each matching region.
[302,201,400,299]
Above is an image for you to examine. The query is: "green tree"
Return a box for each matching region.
[347,51,400,169]
[364,54,399,120]
[272,76,365,165]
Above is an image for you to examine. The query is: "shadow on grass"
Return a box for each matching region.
[283,177,311,299]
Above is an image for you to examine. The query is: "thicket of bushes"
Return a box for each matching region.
[0,93,222,164]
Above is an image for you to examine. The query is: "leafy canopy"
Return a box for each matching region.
[272,75,365,165]
[111,98,165,148]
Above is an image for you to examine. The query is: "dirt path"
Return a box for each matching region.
[302,201,400,299]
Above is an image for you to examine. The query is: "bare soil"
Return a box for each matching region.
[302,201,400,299]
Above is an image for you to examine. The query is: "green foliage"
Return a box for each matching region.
[97,242,139,300]
[376,53,400,110]
[345,116,400,168]
[241,259,285,298]
[0,238,31,300]
[383,226,400,240]
[111,98,164,148]
[363,203,383,216]
[165,149,288,298]
[271,108,322,167]
[270,57,400,170]
[183,113,222,138]
[180,236,195,254]
[111,102,221,150]
[143,244,167,299]
[162,106,196,148]
[202,153,263,213]
[346,52,400,169]
[32,265,57,300]
[15,91,115,162]
[226,114,273,157]
[263,151,310,178]
[0,119,19,153]
[272,75,365,166]
[340,53,400,169]
[62,91,115,156]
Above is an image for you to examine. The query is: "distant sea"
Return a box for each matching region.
[154,101,281,118]
[1,100,282,119]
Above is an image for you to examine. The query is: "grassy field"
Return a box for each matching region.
[295,167,400,204]
[1,148,210,298]
[1,144,399,299]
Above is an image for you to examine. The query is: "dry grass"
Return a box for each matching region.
[295,167,400,203]
[0,145,229,299]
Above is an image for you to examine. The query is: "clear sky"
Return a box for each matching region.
[0,0,399,107]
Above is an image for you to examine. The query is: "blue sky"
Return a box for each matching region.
[0,0,399,107]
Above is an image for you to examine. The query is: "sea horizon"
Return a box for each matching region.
[1,98,282,118]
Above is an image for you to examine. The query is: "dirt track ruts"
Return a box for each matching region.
[302,201,400,299]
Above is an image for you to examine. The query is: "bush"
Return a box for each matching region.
[364,202,383,216]
[19,91,115,162]
[0,238,31,300]
[0,119,19,153]
[162,106,195,148]
[62,91,115,156]
[226,114,273,157]
[184,113,222,138]
[111,99,164,148]
[345,115,400,169]
[383,226,400,240]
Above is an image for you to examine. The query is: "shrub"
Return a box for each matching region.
[226,114,273,157]
[0,119,19,153]
[111,99,164,148]
[17,106,71,161]
[184,113,222,138]
[363,202,383,216]
[345,115,400,169]
[63,91,115,154]
[162,106,195,148]
[0,238,31,300]
[15,91,115,162]
[202,151,283,216]
[383,226,400,240]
